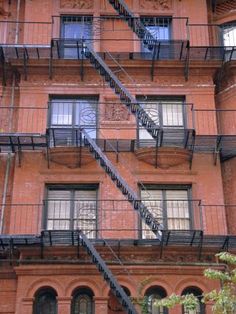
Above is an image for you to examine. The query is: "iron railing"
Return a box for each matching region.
[0,17,189,45]
[3,104,236,136]
[1,199,203,236]
[0,102,195,134]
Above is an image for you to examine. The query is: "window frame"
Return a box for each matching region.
[43,184,98,237]
[60,15,93,59]
[181,287,205,314]
[140,184,193,238]
[136,96,187,142]
[71,287,94,314]
[48,96,98,145]
[145,286,168,314]
[140,16,172,41]
[33,287,58,314]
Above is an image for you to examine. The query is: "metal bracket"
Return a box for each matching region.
[49,39,53,80]
[213,135,222,165]
[150,41,158,81]
[189,130,195,169]
[80,39,84,81]
[23,48,29,81]
[0,46,6,86]
[184,41,190,81]
[198,231,203,261]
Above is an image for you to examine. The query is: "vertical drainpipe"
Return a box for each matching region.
[0,0,21,233]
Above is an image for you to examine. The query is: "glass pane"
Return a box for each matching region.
[75,100,97,138]
[51,101,72,126]
[162,102,183,127]
[223,25,236,46]
[46,190,71,230]
[139,102,160,140]
[141,190,163,239]
[73,294,93,314]
[64,21,92,40]
[35,293,57,314]
[148,294,165,314]
[166,190,189,230]
[74,190,97,238]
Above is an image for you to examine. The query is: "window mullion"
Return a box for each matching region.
[70,190,75,230]
[162,190,168,229]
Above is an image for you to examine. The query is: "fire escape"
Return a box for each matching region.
[1,0,236,313]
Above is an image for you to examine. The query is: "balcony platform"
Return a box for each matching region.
[0,133,47,153]
[0,230,236,259]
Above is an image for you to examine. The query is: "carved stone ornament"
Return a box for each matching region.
[60,0,93,9]
[105,104,130,121]
[140,0,172,10]
[0,0,10,17]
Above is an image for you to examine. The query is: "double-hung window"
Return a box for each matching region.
[44,185,98,238]
[141,186,191,239]
[137,96,185,141]
[49,97,97,146]
[60,16,93,59]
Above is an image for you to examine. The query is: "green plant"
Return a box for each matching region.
[155,252,236,314]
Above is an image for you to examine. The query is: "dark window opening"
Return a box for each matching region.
[71,287,94,314]
[33,287,57,314]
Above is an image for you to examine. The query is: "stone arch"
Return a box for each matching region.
[174,277,210,295]
[26,277,65,298]
[65,278,101,297]
[139,278,172,297]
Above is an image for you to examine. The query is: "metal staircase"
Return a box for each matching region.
[84,44,159,139]
[107,0,156,49]
[81,129,163,240]
[79,231,137,314]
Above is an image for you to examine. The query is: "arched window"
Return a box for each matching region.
[71,287,94,314]
[33,287,57,314]
[108,286,131,313]
[182,287,205,314]
[145,286,168,314]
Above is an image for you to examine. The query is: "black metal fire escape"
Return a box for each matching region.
[79,231,137,314]
[107,0,155,49]
[84,44,160,139]
[81,129,163,239]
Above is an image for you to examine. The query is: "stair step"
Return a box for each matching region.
[79,231,137,314]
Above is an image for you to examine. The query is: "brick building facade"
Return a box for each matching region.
[0,0,236,313]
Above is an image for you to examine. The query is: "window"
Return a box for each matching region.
[60,16,93,58]
[44,185,98,238]
[71,287,94,314]
[145,286,168,314]
[222,22,236,47]
[221,21,236,60]
[33,288,57,314]
[140,17,172,58]
[137,96,185,141]
[182,287,205,314]
[141,185,191,239]
[49,97,97,146]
